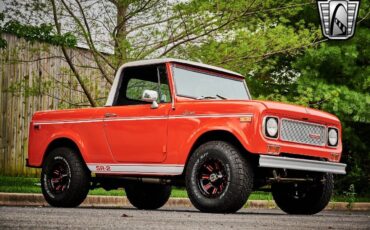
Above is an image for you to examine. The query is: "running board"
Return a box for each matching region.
[259,155,346,174]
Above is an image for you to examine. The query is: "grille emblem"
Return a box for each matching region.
[309,133,321,139]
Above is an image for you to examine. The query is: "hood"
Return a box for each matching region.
[253,100,340,125]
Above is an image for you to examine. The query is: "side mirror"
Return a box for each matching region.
[141,89,159,109]
[142,90,158,102]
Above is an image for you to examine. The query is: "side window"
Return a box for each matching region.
[126,79,158,101]
[114,64,171,106]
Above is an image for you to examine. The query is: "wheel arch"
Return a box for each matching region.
[183,129,254,172]
[42,137,87,168]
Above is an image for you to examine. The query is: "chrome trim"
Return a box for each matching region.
[280,118,327,147]
[281,118,326,128]
[259,155,346,174]
[262,116,280,140]
[87,163,184,175]
[106,116,167,121]
[327,127,339,148]
[33,119,104,125]
[33,113,253,125]
[169,113,253,119]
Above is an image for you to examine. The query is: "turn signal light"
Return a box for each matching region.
[239,116,252,123]
[267,145,280,155]
[330,152,340,162]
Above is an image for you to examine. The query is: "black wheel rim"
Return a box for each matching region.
[47,160,71,194]
[283,182,317,200]
[197,158,228,198]
[290,183,307,200]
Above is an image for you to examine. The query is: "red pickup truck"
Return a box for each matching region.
[27,58,346,214]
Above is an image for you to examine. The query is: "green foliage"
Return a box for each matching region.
[293,27,369,195]
[2,175,370,202]
[256,28,370,195]
[264,78,370,124]
[0,37,7,49]
[0,20,77,48]
[182,1,369,195]
[1,0,369,195]
[343,184,356,209]
[172,2,370,196]
[6,75,53,97]
[177,1,320,98]
[1,9,78,48]
[0,13,6,48]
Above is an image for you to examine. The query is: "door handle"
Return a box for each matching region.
[105,113,117,118]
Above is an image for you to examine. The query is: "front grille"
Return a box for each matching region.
[280,119,326,146]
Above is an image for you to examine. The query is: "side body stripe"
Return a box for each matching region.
[33,114,253,125]
[87,164,184,175]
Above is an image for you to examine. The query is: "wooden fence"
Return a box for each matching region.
[0,33,112,177]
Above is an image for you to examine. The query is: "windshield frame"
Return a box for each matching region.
[171,63,252,101]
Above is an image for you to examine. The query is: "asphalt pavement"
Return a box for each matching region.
[0,206,369,229]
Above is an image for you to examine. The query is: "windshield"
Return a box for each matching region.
[172,65,250,100]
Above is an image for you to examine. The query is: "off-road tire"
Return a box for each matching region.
[185,141,253,213]
[125,183,171,210]
[41,147,90,207]
[272,173,333,215]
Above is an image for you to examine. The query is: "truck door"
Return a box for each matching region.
[103,64,171,163]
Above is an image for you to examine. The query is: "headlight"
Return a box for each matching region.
[265,117,278,138]
[328,128,338,146]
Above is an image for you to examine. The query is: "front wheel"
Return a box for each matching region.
[41,147,90,207]
[125,183,171,210]
[185,141,254,213]
[272,173,333,214]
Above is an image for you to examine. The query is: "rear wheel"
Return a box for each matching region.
[185,141,253,213]
[125,183,171,210]
[272,173,333,214]
[41,147,90,207]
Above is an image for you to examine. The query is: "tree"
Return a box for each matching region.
[256,2,370,195]
[290,27,370,195]
[3,1,368,194]
[182,0,369,195]
[2,0,324,106]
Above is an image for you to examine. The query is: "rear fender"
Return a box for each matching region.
[40,132,88,167]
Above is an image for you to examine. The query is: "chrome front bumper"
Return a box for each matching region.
[259,155,346,174]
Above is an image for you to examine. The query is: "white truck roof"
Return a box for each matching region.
[121,58,243,77]
[106,58,244,106]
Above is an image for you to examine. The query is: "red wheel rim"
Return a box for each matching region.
[197,158,228,198]
[47,161,71,194]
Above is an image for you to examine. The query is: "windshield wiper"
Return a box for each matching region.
[196,94,228,100]
[177,94,198,99]
[179,94,227,100]
[216,94,228,100]
[196,96,218,100]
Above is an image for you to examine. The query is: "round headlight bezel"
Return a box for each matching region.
[328,128,338,147]
[264,117,279,138]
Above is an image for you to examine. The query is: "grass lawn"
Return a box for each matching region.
[0,176,368,202]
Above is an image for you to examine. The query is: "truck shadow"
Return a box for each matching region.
[79,206,287,216]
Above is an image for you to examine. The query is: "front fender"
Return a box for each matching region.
[174,116,256,164]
